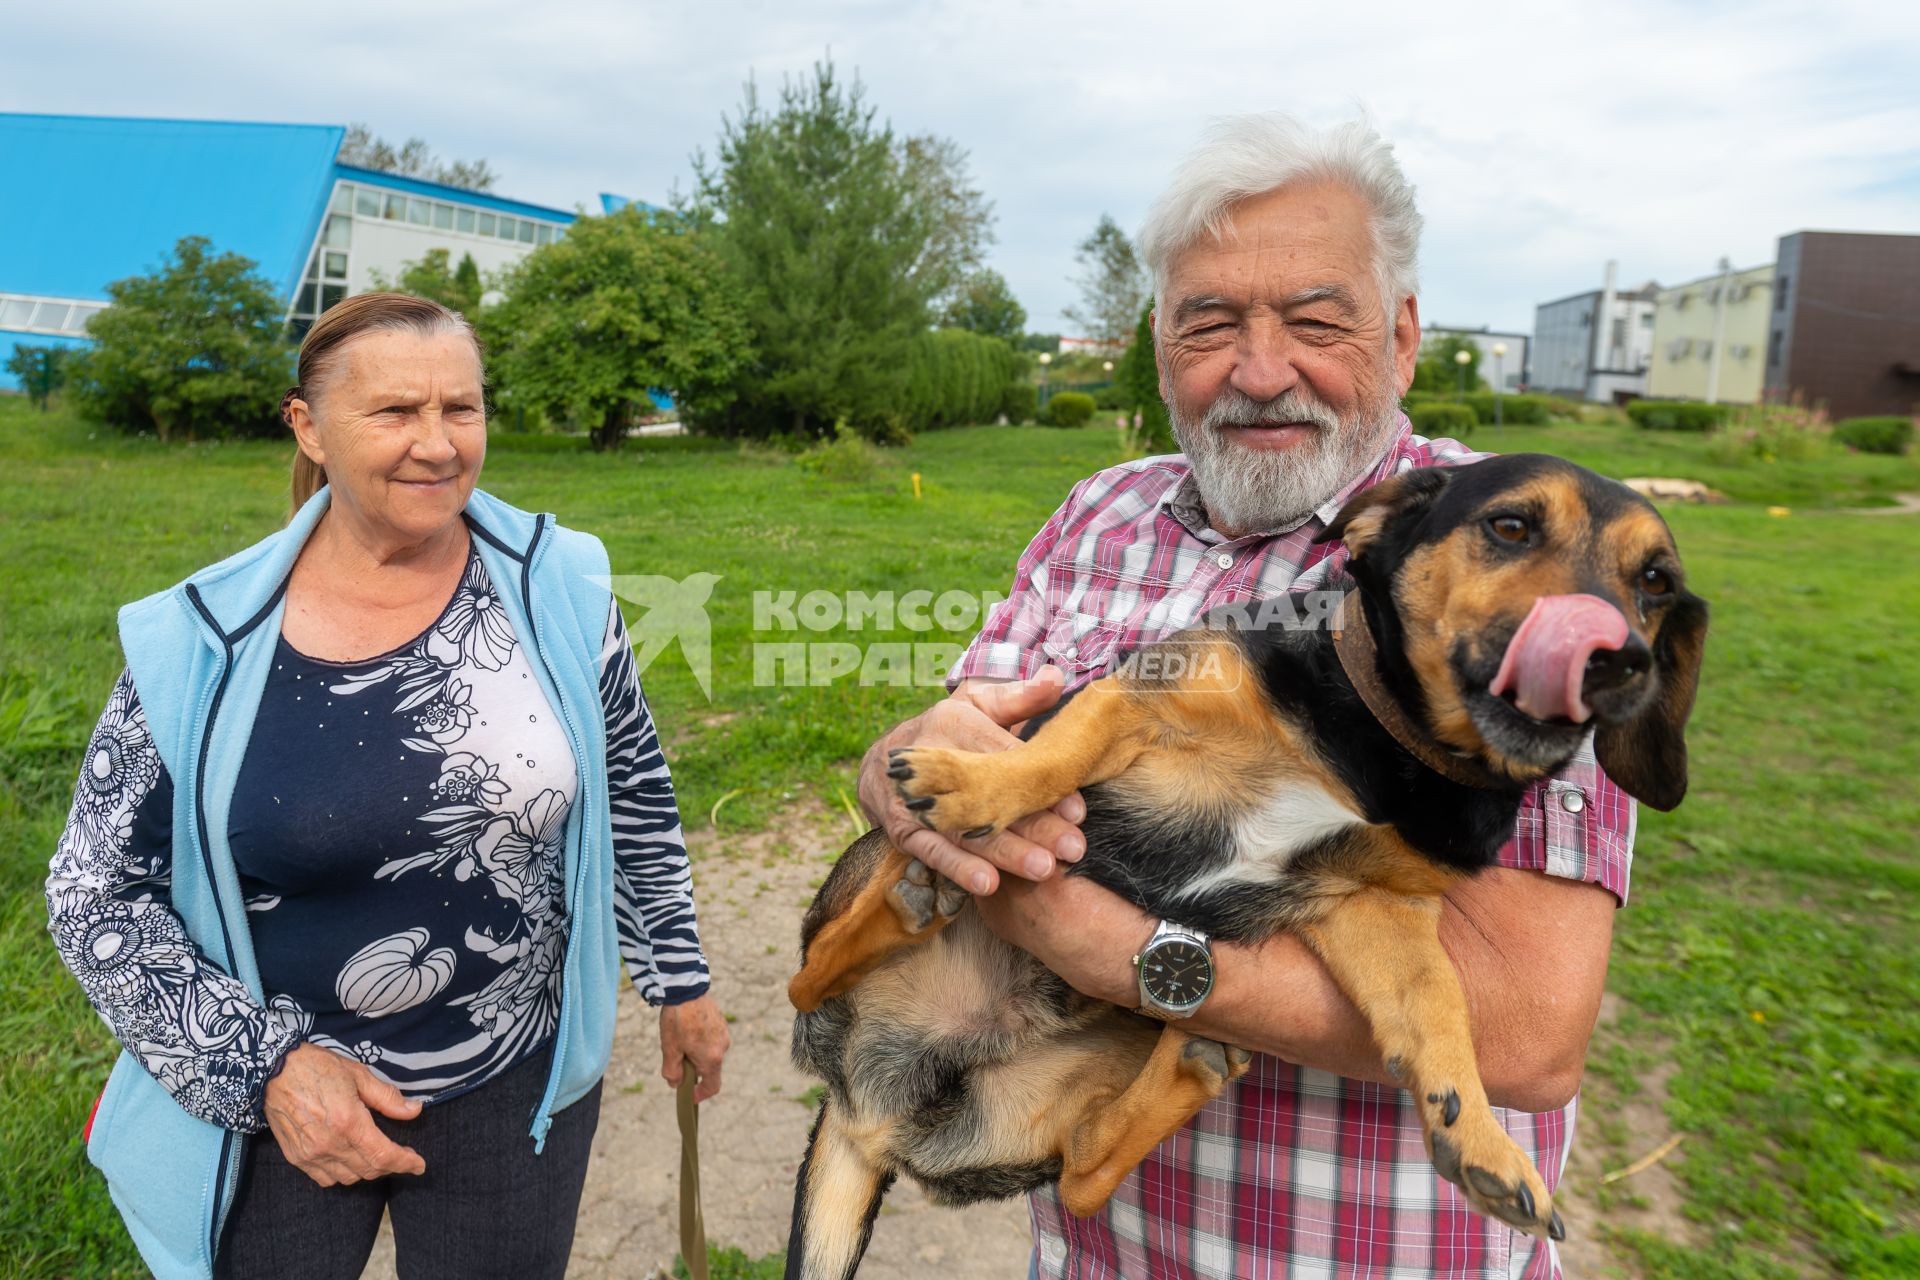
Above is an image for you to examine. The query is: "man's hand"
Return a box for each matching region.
[660,992,730,1103]
[263,1043,425,1187]
[857,668,1087,895]
[973,871,1152,1006]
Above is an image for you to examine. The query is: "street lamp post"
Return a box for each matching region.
[1491,342,1508,427]
[1454,348,1472,400]
[1038,351,1052,407]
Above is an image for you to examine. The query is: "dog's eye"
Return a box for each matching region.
[1488,515,1529,543]
[1641,567,1673,596]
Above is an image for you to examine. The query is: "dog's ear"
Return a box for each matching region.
[1316,466,1453,560]
[1594,591,1708,811]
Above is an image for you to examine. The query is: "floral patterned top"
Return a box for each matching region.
[46,545,710,1131]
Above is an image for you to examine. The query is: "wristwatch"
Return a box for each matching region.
[1133,919,1215,1019]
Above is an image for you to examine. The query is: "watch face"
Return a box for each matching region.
[1142,939,1212,1008]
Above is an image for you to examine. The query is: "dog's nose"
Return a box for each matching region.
[1583,635,1651,697]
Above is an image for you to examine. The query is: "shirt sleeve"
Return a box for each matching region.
[1499,734,1636,904]
[945,476,1090,688]
[599,602,712,1006]
[45,669,300,1133]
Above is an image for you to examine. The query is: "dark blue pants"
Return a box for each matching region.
[215,1046,601,1279]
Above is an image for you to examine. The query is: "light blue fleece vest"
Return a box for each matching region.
[88,485,621,1280]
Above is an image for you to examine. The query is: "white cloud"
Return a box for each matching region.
[6,0,1917,335]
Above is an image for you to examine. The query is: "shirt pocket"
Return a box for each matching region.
[1040,612,1125,680]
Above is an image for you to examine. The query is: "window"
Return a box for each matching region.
[296,283,317,315]
[0,298,36,326]
[478,212,497,236]
[518,219,535,244]
[323,214,352,248]
[70,303,103,330]
[331,184,353,214]
[1776,275,1790,312]
[357,188,381,217]
[385,192,407,220]
[497,216,518,240]
[535,224,552,246]
[407,198,431,226]
[433,203,454,230]
[457,208,476,234]
[320,284,347,312]
[324,251,348,279]
[1768,330,1783,367]
[29,302,73,330]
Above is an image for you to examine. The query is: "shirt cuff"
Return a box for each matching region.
[1503,777,1634,906]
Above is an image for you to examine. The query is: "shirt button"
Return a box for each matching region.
[1560,789,1586,814]
[1215,552,1234,569]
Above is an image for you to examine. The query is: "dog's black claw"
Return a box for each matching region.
[1549,1210,1566,1241]
[888,747,907,758]
[1431,1133,1464,1186]
[905,797,934,812]
[961,824,995,840]
[1443,1090,1461,1128]
[887,764,913,780]
[1467,1167,1508,1201]
[1515,1183,1535,1223]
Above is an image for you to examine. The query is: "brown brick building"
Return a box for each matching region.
[1765,231,1920,420]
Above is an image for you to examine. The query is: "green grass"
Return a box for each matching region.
[2,397,1915,1275]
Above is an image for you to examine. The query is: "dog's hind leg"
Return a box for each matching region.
[1299,886,1563,1242]
[1055,1024,1251,1217]
[786,1096,896,1280]
[789,832,968,1013]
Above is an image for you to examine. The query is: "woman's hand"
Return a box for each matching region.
[660,993,730,1103]
[262,1043,426,1186]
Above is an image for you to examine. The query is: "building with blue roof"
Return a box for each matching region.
[0,112,593,390]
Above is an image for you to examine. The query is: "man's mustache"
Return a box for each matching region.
[1196,390,1343,435]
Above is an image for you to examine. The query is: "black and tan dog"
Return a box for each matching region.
[784,454,1707,1280]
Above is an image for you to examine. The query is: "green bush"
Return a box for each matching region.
[1044,390,1097,428]
[1408,401,1477,438]
[1092,383,1129,410]
[1001,381,1038,424]
[1626,399,1736,432]
[901,328,1023,431]
[1833,416,1913,455]
[4,344,74,411]
[1458,392,1552,425]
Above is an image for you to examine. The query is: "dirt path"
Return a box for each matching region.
[363,808,1032,1279]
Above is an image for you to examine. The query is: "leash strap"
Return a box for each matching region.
[677,1056,708,1280]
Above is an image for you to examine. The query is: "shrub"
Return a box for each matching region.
[4,344,73,410]
[795,421,887,480]
[901,328,1023,431]
[1833,416,1913,455]
[1626,400,1735,432]
[1457,392,1552,425]
[69,236,293,441]
[1092,383,1129,410]
[1001,381,1038,424]
[1044,390,1097,428]
[1408,401,1477,438]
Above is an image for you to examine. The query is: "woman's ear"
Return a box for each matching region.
[286,395,326,468]
[1594,591,1708,812]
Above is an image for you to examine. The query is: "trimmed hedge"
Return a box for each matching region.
[1833,416,1913,455]
[1044,391,1097,427]
[1408,401,1477,437]
[1404,391,1554,425]
[1001,381,1038,424]
[903,329,1026,431]
[1626,400,1736,432]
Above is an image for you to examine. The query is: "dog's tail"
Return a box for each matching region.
[785,1094,894,1280]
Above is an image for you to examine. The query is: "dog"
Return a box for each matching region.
[783,454,1708,1280]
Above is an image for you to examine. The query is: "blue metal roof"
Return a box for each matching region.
[337,164,578,224]
[0,113,344,304]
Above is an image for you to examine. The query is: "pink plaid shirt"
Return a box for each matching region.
[947,418,1633,1279]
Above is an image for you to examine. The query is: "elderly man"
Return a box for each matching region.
[856,114,1622,1279]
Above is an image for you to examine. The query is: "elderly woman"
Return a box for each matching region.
[46,293,729,1279]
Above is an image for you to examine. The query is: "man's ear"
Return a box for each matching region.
[1594,591,1708,812]
[1316,466,1452,561]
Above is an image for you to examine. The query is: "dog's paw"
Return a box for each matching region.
[886,858,970,933]
[1424,1092,1561,1240]
[886,747,1007,837]
[1176,1038,1254,1089]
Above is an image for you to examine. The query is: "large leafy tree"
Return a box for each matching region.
[689,58,956,438]
[1410,333,1487,395]
[339,124,497,192]
[939,269,1027,342]
[482,208,753,451]
[372,248,484,316]
[899,134,995,311]
[1063,214,1149,348]
[69,237,292,441]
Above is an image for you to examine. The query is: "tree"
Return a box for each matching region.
[339,123,498,192]
[482,208,753,451]
[1411,333,1487,395]
[939,269,1027,342]
[5,344,73,410]
[898,134,995,311]
[1063,214,1148,348]
[1113,303,1175,452]
[68,237,292,441]
[688,58,952,439]
[372,249,484,315]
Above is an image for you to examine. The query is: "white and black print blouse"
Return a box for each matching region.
[46,546,710,1132]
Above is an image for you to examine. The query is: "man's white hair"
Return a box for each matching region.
[1137,113,1422,327]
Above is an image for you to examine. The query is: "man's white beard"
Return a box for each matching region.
[1168,377,1402,536]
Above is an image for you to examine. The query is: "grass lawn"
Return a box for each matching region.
[2,398,1915,1276]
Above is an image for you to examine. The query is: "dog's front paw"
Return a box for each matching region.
[1423,1089,1562,1241]
[887,857,970,932]
[886,747,1008,838]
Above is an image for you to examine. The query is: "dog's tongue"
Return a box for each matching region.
[1489,595,1630,724]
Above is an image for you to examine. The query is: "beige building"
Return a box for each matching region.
[1647,262,1774,403]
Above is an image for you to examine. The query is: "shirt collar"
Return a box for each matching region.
[1158,413,1415,543]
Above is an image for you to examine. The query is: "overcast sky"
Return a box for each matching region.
[7,1,1918,337]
